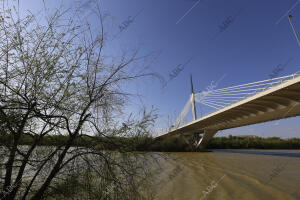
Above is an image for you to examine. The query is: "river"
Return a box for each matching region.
[151,150,300,200]
[1,147,300,199]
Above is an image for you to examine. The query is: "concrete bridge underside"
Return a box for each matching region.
[157,76,300,149]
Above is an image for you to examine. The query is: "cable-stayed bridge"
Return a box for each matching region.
[156,71,300,149]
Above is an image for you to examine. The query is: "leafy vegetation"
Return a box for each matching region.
[0,0,159,199]
[207,135,300,149]
[2,134,300,152]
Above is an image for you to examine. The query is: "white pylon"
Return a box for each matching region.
[288,15,300,47]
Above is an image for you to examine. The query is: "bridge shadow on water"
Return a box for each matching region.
[210,149,300,158]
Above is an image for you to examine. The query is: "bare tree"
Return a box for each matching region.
[0,1,159,199]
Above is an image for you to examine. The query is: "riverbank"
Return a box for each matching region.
[1,134,300,152]
[145,135,300,152]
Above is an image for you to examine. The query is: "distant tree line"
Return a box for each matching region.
[207,135,300,149]
[2,134,300,152]
[0,133,154,151]
[144,136,300,151]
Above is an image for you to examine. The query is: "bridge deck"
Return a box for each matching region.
[157,74,300,140]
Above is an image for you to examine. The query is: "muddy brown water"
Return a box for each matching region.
[151,150,300,200]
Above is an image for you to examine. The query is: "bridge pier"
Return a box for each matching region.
[175,129,219,151]
[197,129,218,149]
[179,130,218,151]
[179,133,202,151]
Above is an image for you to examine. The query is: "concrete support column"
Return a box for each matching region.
[191,93,197,121]
[196,129,218,149]
[180,130,218,151]
[179,133,201,151]
[190,74,197,121]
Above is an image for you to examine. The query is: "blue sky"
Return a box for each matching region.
[17,0,300,138]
